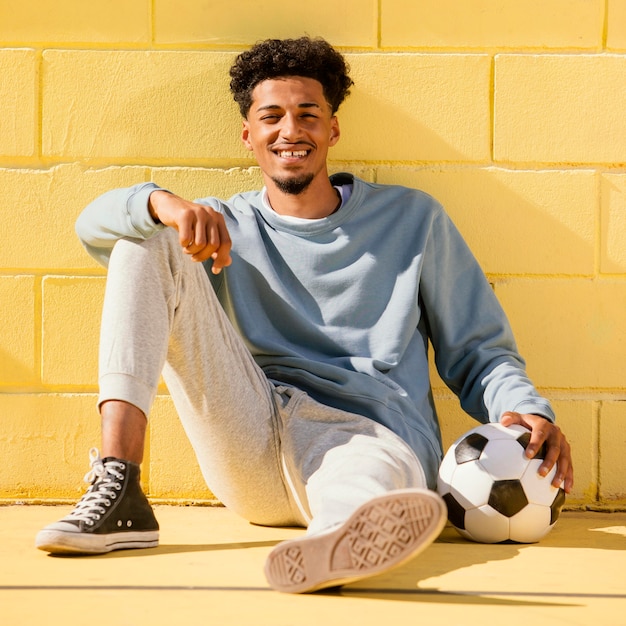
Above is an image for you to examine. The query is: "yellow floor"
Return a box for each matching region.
[1,505,625,626]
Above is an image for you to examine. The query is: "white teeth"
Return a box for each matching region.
[278,150,308,158]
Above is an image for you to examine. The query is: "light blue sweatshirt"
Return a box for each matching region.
[76,172,554,486]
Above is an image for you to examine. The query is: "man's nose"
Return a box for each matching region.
[279,114,302,140]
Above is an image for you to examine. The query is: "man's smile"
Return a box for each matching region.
[276,149,310,158]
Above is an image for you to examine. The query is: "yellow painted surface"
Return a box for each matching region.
[2,506,626,625]
[0,0,151,44]
[0,395,101,499]
[0,1,624,506]
[42,51,242,162]
[607,0,626,50]
[0,276,37,386]
[377,167,597,275]
[0,49,37,157]
[0,164,148,271]
[600,402,626,501]
[494,54,626,165]
[42,277,105,387]
[154,0,378,47]
[381,0,605,49]
[152,167,265,203]
[496,279,626,390]
[334,53,492,162]
[601,173,626,273]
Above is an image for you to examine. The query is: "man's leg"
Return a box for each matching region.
[100,400,147,463]
[265,388,447,593]
[36,230,301,554]
[36,228,445,587]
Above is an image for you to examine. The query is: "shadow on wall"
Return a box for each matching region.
[333,84,481,163]
[43,51,243,162]
[0,348,37,387]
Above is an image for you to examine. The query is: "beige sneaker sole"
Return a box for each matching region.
[264,488,447,593]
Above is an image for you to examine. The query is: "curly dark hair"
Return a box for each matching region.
[229,37,353,117]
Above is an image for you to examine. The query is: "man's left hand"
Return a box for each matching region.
[500,412,574,494]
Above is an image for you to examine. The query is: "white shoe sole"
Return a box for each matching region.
[264,488,447,593]
[35,529,159,555]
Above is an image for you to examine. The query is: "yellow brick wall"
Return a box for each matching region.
[1,0,624,508]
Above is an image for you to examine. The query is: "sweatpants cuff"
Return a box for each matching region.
[98,372,156,418]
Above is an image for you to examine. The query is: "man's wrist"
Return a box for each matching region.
[148,190,168,224]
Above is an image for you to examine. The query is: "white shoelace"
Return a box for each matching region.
[65,448,126,526]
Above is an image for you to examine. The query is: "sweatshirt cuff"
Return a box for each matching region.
[509,400,556,423]
[127,183,168,236]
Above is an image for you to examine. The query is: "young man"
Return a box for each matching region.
[36,37,573,593]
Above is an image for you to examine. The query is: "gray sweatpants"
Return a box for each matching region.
[98,229,427,535]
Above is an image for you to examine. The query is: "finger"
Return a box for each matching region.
[191,216,231,268]
[209,220,232,273]
[184,215,211,256]
[500,411,521,427]
[546,439,574,493]
[537,432,560,475]
[178,220,194,251]
[562,461,575,493]
[189,221,219,263]
[501,412,548,459]
[525,426,549,460]
[189,219,230,267]
[193,215,208,249]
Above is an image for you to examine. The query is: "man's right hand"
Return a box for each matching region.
[148,190,232,273]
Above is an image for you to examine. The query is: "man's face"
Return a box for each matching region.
[241,76,340,195]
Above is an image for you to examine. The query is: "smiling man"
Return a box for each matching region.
[241,77,340,205]
[36,37,573,594]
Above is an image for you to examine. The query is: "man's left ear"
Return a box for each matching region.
[241,120,253,151]
[329,116,340,147]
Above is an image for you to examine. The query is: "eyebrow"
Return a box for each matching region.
[255,102,322,113]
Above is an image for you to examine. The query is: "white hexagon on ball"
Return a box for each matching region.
[464,505,510,544]
[447,459,494,509]
[478,438,530,480]
[509,504,554,543]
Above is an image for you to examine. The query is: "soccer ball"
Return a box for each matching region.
[437,423,566,543]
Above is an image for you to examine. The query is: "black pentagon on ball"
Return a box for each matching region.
[441,492,466,530]
[455,433,489,464]
[488,479,529,517]
[551,488,567,524]
[516,431,548,460]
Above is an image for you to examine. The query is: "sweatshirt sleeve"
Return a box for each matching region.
[75,182,166,267]
[419,206,555,423]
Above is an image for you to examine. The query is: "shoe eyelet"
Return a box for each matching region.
[117,520,123,528]
[127,520,133,528]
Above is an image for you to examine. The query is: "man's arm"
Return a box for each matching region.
[419,206,574,492]
[75,183,164,267]
[76,184,231,274]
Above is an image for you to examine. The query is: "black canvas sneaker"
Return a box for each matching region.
[35,448,159,554]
